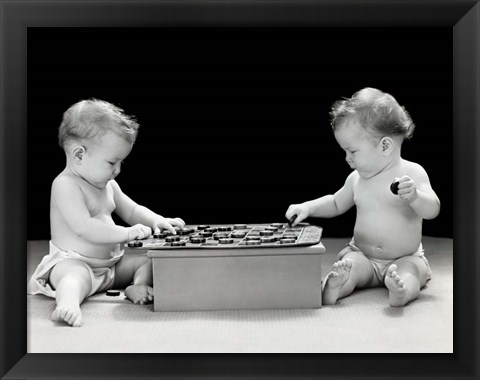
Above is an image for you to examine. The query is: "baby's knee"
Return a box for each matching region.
[136,255,152,270]
[50,260,92,288]
[391,257,423,275]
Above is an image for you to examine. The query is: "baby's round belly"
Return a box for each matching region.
[353,216,422,259]
[75,242,121,260]
[52,234,121,260]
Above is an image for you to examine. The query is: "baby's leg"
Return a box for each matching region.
[323,252,375,305]
[385,255,429,307]
[49,260,93,327]
[114,254,153,305]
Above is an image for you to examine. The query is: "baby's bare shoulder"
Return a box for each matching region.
[401,159,428,177]
[345,170,360,187]
[51,172,82,195]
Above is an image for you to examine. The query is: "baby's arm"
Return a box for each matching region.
[396,165,440,220]
[285,171,356,225]
[52,177,146,243]
[111,181,185,234]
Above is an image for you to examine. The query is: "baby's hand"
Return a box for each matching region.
[152,217,186,235]
[285,204,309,226]
[127,224,152,241]
[394,176,418,202]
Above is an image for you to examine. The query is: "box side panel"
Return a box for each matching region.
[152,254,323,311]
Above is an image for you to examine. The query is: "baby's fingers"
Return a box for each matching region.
[285,205,298,219]
[291,211,307,226]
[142,226,152,238]
[169,217,186,228]
[161,222,177,235]
[136,226,151,239]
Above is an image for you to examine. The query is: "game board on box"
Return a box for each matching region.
[126,222,322,250]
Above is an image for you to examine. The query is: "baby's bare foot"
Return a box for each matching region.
[385,264,409,307]
[51,304,82,327]
[322,258,352,305]
[125,284,154,305]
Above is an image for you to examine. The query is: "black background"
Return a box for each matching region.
[28,27,452,239]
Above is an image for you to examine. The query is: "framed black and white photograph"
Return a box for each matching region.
[1,0,479,379]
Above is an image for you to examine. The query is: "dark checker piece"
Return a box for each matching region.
[178,227,195,235]
[390,180,400,195]
[289,214,298,226]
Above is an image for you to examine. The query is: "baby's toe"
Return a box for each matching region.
[345,259,352,269]
[65,311,76,324]
[66,313,76,325]
[72,316,82,327]
[388,264,398,275]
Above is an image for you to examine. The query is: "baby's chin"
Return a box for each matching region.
[356,169,378,179]
[88,179,110,189]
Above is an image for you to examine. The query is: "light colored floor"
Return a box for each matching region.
[27,237,453,353]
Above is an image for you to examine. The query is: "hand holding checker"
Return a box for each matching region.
[390,175,419,202]
[285,203,310,227]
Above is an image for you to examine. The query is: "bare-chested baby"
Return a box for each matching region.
[286,88,440,307]
[28,99,185,326]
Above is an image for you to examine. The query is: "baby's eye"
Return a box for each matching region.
[107,161,115,165]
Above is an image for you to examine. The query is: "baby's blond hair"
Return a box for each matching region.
[58,99,139,149]
[330,88,415,140]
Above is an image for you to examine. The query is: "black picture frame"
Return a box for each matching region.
[1,1,478,379]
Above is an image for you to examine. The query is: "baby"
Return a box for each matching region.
[28,99,185,326]
[286,88,440,307]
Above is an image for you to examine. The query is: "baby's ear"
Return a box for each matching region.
[73,146,86,162]
[380,137,394,155]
